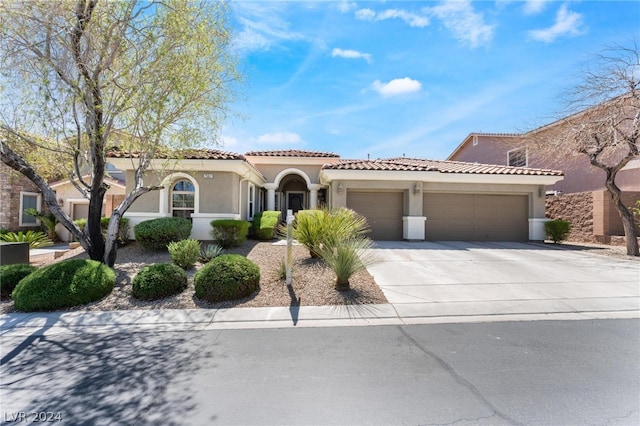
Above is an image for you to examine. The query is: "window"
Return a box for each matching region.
[171,179,195,219]
[507,148,527,167]
[19,192,41,226]
[248,183,255,219]
[472,135,478,146]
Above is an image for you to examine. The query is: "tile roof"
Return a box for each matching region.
[106,148,245,160]
[323,158,564,176]
[245,149,340,158]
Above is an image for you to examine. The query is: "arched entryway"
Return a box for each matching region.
[264,168,326,216]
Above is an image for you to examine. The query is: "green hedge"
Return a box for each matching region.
[253,211,281,240]
[100,217,130,245]
[132,263,188,301]
[12,259,115,311]
[0,264,37,300]
[134,217,192,250]
[194,254,260,303]
[210,220,250,248]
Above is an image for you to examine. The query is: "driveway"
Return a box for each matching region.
[367,241,640,321]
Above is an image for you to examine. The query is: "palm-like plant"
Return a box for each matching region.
[24,208,59,241]
[0,230,53,248]
[318,236,378,291]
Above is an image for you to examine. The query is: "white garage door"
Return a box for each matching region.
[347,191,403,240]
[424,193,528,241]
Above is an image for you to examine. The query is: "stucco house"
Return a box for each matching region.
[107,149,564,242]
[446,110,640,243]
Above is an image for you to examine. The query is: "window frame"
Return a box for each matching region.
[507,147,528,167]
[171,179,195,219]
[247,183,255,220]
[19,191,42,227]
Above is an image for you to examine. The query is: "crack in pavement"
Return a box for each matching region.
[398,326,523,426]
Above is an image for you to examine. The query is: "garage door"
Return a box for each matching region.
[423,193,528,241]
[347,191,403,240]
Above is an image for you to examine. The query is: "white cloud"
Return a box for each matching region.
[355,8,430,28]
[523,0,553,15]
[231,3,305,52]
[427,0,494,48]
[336,1,357,14]
[371,78,422,97]
[255,131,303,145]
[331,48,372,63]
[528,4,584,43]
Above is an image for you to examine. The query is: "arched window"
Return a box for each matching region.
[171,179,195,219]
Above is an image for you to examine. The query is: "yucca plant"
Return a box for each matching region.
[287,209,326,258]
[317,236,378,291]
[0,230,53,248]
[199,243,223,263]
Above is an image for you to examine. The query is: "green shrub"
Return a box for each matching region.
[100,217,131,245]
[285,208,370,258]
[134,217,192,250]
[194,254,260,302]
[131,263,187,301]
[0,230,53,248]
[253,211,281,240]
[167,239,200,269]
[200,243,223,263]
[12,259,115,311]
[24,208,59,241]
[210,220,250,248]
[74,218,87,230]
[317,237,378,291]
[545,219,571,243]
[0,264,37,300]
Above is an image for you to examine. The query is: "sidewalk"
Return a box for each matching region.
[2,303,638,337]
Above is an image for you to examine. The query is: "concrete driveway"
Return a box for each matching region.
[367,241,640,321]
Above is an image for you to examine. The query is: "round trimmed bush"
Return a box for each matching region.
[12,259,115,312]
[194,254,260,303]
[134,217,192,250]
[132,263,188,301]
[0,264,37,300]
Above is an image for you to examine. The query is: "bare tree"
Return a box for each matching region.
[531,40,639,256]
[0,0,240,266]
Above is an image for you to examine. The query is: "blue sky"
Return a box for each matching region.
[220,1,639,160]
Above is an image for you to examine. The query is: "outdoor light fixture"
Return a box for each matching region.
[413,183,421,194]
[337,182,344,193]
[57,198,64,206]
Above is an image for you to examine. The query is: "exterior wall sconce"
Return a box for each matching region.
[57,198,64,206]
[413,183,421,194]
[538,185,545,198]
[337,182,344,193]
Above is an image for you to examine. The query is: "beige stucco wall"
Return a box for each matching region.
[126,170,239,214]
[253,164,323,184]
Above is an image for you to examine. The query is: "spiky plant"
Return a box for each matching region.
[0,230,53,248]
[318,237,378,291]
[200,244,223,263]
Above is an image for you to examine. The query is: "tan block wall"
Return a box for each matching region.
[545,192,594,242]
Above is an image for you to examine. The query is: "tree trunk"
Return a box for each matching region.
[604,173,639,256]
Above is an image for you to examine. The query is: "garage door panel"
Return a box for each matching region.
[424,193,528,241]
[347,192,403,240]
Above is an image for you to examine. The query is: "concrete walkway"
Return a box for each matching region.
[2,241,639,335]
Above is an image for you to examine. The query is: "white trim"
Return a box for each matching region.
[403,216,426,240]
[191,213,242,219]
[273,168,313,187]
[320,169,563,186]
[124,212,168,217]
[247,183,255,220]
[159,172,200,217]
[529,218,549,241]
[19,191,41,227]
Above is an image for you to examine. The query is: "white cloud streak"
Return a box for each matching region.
[231,2,305,52]
[523,0,553,15]
[528,4,584,43]
[331,48,372,63]
[427,1,494,48]
[255,131,303,145]
[372,78,422,97]
[355,7,430,28]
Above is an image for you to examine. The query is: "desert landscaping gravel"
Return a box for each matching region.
[0,240,388,314]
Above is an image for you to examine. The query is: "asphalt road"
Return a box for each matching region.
[1,319,638,425]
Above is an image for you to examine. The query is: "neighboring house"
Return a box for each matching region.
[49,175,126,242]
[107,149,564,242]
[0,162,43,232]
[447,112,640,243]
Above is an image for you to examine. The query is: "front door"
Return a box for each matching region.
[287,192,305,213]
